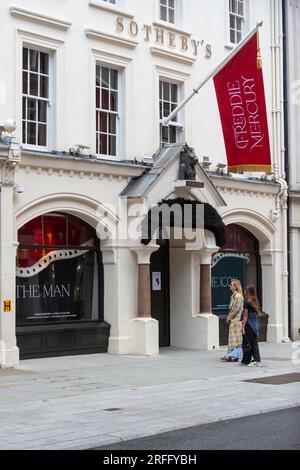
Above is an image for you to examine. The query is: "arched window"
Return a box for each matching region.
[212,224,261,315]
[16,213,103,325]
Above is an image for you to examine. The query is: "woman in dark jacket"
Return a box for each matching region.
[241,285,262,367]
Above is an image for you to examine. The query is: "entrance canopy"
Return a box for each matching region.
[141,197,226,247]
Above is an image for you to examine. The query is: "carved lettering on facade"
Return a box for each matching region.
[116,17,212,58]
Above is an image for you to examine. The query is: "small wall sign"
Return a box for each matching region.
[152,272,162,291]
[3,300,12,312]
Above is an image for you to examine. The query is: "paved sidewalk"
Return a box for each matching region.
[0,343,299,450]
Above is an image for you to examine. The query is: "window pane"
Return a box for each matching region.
[22,120,26,143]
[101,67,109,88]
[102,89,109,110]
[30,49,38,72]
[23,48,28,70]
[169,0,175,7]
[230,14,235,28]
[27,99,36,121]
[38,124,47,146]
[160,6,167,21]
[171,84,177,103]
[230,29,235,43]
[163,101,170,117]
[23,71,28,94]
[110,91,118,111]
[30,73,38,96]
[238,1,244,16]
[40,52,49,75]
[236,18,242,31]
[237,31,242,43]
[109,135,116,156]
[96,65,101,86]
[96,87,100,108]
[100,134,107,155]
[170,126,176,143]
[100,112,107,133]
[22,97,26,120]
[161,125,168,143]
[27,122,36,145]
[161,0,167,5]
[109,114,116,134]
[38,100,47,123]
[110,69,118,90]
[163,82,170,101]
[171,102,177,113]
[40,75,48,98]
[169,8,175,24]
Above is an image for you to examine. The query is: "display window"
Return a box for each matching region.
[16,213,103,325]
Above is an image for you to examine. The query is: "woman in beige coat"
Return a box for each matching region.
[221,279,244,362]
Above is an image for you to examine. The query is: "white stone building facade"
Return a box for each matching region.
[0,0,290,367]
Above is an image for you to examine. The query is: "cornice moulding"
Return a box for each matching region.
[150,46,196,65]
[89,1,134,19]
[17,28,65,46]
[155,64,191,80]
[211,176,279,193]
[86,28,138,48]
[19,152,143,178]
[91,48,132,66]
[10,7,72,30]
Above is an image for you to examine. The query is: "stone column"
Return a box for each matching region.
[0,131,21,368]
[130,244,160,355]
[200,264,212,314]
[197,248,220,350]
[199,250,214,314]
[138,264,152,317]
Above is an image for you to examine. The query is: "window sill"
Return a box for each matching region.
[225,42,235,50]
[21,144,50,152]
[96,154,122,163]
[88,1,134,19]
[153,20,191,37]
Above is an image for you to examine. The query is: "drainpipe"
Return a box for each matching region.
[282,0,292,340]
[275,176,290,342]
[271,0,290,342]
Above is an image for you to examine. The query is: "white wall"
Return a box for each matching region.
[0,0,275,166]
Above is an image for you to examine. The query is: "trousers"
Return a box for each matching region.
[242,322,261,364]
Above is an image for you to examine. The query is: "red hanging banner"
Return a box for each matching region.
[213,32,272,173]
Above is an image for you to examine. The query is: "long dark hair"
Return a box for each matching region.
[245,285,261,315]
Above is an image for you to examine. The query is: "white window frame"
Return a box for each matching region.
[95,64,120,159]
[159,79,184,147]
[90,49,132,161]
[22,46,51,151]
[16,30,64,152]
[159,0,179,26]
[226,0,248,48]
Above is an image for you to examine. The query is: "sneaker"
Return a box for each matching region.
[247,361,262,367]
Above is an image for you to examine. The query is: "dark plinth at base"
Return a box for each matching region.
[17,321,110,359]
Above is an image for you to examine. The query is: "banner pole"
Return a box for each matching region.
[163,22,262,125]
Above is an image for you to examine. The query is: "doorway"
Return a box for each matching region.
[150,240,170,347]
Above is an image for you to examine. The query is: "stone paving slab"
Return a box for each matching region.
[0,343,299,450]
